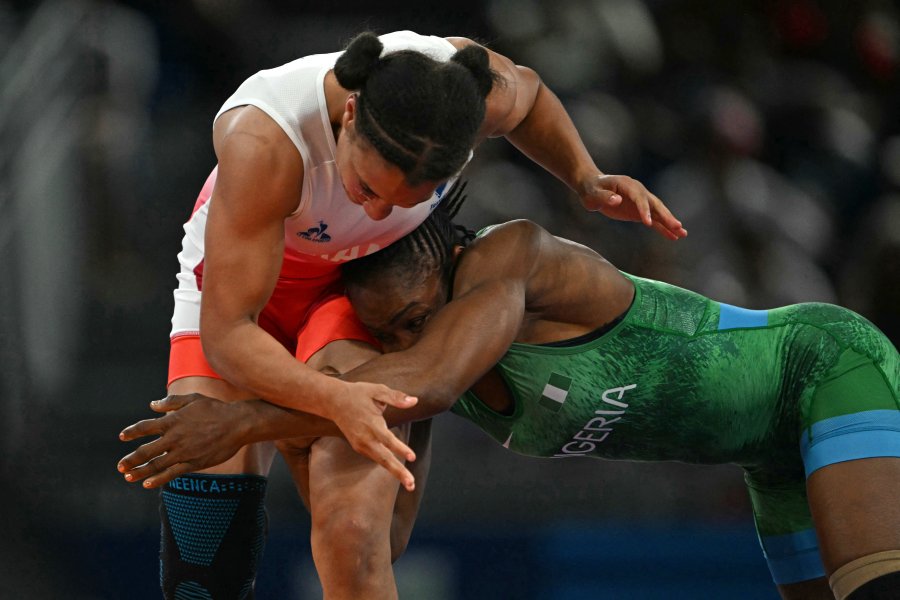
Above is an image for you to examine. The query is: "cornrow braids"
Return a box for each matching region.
[334,32,501,186]
[341,180,474,291]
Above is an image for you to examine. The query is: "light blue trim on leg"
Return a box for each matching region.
[759,528,825,584]
[801,410,900,477]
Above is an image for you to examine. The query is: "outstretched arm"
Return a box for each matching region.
[448,37,686,240]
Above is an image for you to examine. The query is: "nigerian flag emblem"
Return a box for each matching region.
[539,372,571,412]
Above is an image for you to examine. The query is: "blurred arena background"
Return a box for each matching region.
[1,0,898,597]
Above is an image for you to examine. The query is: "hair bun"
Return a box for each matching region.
[451,45,494,98]
[334,32,383,90]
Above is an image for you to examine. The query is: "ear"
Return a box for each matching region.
[341,93,358,131]
[452,244,465,264]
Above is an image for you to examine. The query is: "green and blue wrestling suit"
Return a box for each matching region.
[451,274,900,585]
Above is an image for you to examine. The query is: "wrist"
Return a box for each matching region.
[571,168,605,195]
[231,400,260,445]
[306,375,348,422]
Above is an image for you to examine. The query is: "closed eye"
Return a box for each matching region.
[407,315,428,332]
[360,181,378,199]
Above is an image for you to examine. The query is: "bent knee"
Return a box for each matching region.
[313,508,388,549]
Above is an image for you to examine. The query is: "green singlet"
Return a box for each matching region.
[450,273,900,584]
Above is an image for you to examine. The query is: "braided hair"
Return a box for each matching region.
[341,180,474,292]
[334,32,499,186]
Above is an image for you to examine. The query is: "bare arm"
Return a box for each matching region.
[341,220,540,424]
[447,37,686,240]
[118,338,417,488]
[118,223,541,487]
[188,106,418,477]
[202,107,346,417]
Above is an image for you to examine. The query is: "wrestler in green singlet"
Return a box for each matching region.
[451,273,898,577]
[118,197,900,599]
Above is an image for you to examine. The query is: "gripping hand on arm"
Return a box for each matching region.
[117,392,419,491]
[128,106,419,488]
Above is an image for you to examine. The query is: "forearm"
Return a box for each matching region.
[505,78,599,192]
[235,398,342,443]
[203,319,344,418]
[340,357,459,426]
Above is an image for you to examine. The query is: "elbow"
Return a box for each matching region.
[431,390,459,415]
[419,380,463,415]
[397,377,459,421]
[199,329,225,374]
[516,65,543,105]
[198,314,235,375]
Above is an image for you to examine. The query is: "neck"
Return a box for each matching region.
[323,70,353,134]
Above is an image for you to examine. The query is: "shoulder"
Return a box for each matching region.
[213,106,304,217]
[443,38,538,140]
[459,220,547,283]
[214,106,301,170]
[474,219,549,251]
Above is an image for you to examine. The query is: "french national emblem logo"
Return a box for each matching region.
[298,220,332,243]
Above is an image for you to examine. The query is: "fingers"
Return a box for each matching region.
[624,183,652,227]
[587,175,688,238]
[582,189,622,212]
[119,417,166,442]
[118,436,198,488]
[378,390,418,410]
[150,394,192,413]
[143,463,196,489]
[384,428,417,463]
[647,194,687,238]
[118,435,170,473]
[121,450,180,484]
[651,220,679,240]
[362,442,416,492]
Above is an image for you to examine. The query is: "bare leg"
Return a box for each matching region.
[278,339,431,599]
[307,432,407,599]
[807,457,900,599]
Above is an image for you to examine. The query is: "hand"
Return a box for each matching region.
[579,173,687,241]
[327,381,420,492]
[117,394,248,488]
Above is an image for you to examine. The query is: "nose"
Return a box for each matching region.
[363,197,393,220]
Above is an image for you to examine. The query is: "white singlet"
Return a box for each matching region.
[172,31,464,339]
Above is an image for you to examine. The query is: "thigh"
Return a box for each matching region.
[301,335,409,521]
[168,375,276,475]
[800,343,900,573]
[307,424,411,524]
[808,457,900,572]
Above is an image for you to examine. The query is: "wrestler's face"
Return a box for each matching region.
[347,268,449,353]
[335,95,440,221]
